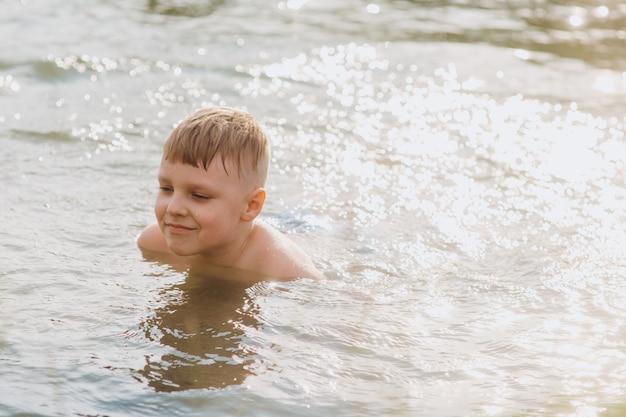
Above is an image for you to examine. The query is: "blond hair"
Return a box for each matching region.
[163,107,270,184]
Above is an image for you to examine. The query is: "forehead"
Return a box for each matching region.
[158,157,242,187]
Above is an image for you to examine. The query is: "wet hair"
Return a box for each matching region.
[163,107,270,184]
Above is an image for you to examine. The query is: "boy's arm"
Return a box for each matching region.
[137,223,170,253]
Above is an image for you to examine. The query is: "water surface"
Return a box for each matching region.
[1,1,626,416]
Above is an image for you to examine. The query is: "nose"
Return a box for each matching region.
[165,191,188,216]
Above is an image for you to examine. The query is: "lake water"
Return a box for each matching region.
[1,0,626,416]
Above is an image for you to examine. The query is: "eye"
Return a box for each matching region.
[192,193,211,200]
[159,185,173,192]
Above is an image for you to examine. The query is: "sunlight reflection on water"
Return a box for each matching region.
[232,41,626,415]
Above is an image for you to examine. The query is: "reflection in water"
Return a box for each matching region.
[513,0,626,70]
[138,270,265,392]
[300,0,626,71]
[146,0,227,17]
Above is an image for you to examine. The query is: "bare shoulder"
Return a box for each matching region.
[252,222,325,280]
[136,222,169,253]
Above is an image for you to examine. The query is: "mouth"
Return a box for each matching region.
[164,222,196,234]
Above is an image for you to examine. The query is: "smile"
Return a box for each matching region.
[165,223,196,234]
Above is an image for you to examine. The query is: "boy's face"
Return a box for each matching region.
[154,156,255,260]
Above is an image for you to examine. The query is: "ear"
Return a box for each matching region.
[241,187,266,222]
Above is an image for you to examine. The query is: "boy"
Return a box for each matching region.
[137,107,324,280]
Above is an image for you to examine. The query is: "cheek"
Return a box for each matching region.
[154,196,166,217]
[195,208,229,232]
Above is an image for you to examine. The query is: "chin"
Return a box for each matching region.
[167,244,196,258]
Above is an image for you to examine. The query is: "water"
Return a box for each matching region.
[1,0,626,416]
